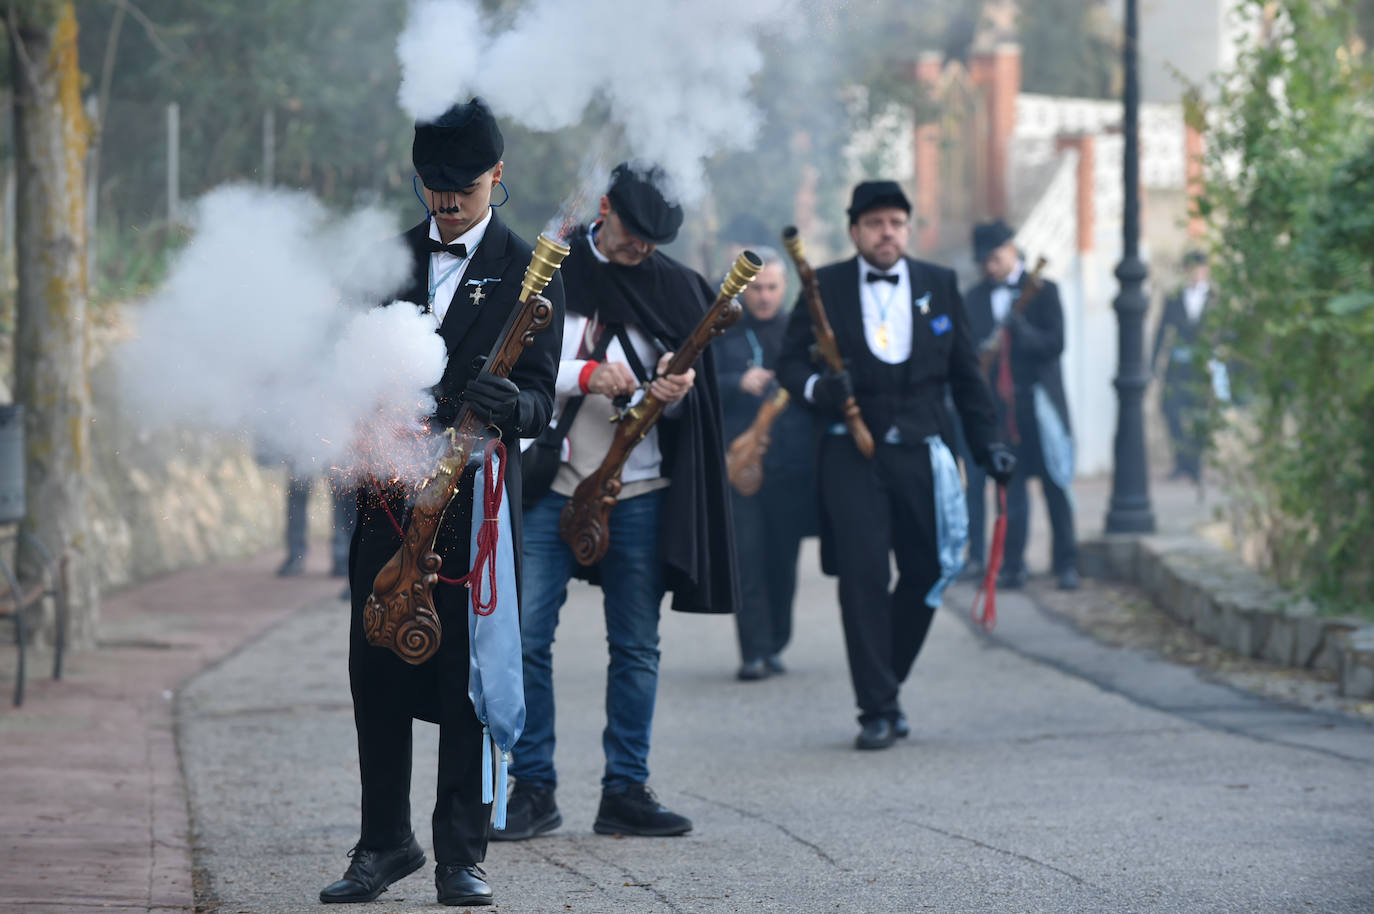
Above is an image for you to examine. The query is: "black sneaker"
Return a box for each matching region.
[593,783,692,837]
[489,780,561,841]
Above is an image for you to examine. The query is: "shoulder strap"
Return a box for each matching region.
[539,322,617,446]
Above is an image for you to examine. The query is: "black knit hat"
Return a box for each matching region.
[972,220,1015,263]
[847,180,911,225]
[412,98,504,192]
[606,162,684,245]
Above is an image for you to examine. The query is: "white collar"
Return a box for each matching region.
[587,222,610,264]
[1006,260,1025,286]
[428,207,494,254]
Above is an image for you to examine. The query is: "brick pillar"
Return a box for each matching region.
[983,42,1021,219]
[1184,122,1205,239]
[1056,133,1096,254]
[912,51,943,255]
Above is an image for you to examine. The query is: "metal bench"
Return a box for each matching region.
[0,530,67,706]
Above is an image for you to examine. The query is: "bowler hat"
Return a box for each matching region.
[972,220,1015,263]
[847,180,911,225]
[606,162,683,245]
[412,98,504,192]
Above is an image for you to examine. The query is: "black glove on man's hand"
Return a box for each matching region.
[812,369,854,417]
[462,374,520,425]
[983,442,1017,486]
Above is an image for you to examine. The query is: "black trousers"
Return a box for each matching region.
[284,471,357,571]
[729,474,809,664]
[1162,381,1202,478]
[819,436,940,725]
[1002,417,1078,575]
[347,478,489,865]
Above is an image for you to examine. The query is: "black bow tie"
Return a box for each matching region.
[426,239,467,258]
[865,271,898,285]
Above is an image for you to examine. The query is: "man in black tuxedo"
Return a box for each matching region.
[968,220,1078,592]
[321,98,564,908]
[1152,249,1211,482]
[777,181,1015,751]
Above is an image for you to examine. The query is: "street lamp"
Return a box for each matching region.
[1104,0,1156,534]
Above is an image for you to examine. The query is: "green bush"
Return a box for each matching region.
[1199,0,1374,614]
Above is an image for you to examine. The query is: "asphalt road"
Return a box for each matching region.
[180,541,1374,913]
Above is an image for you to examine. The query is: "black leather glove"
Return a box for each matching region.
[462,374,520,425]
[812,369,854,418]
[983,442,1017,486]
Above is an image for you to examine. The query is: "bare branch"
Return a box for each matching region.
[101,0,173,58]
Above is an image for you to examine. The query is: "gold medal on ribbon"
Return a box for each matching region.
[876,323,890,351]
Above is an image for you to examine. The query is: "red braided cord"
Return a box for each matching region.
[971,485,1008,632]
[367,437,508,613]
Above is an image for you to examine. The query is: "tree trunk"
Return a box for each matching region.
[8,0,98,646]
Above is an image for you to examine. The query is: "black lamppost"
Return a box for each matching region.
[1105,0,1156,534]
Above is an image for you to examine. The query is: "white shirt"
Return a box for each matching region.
[1182,281,1209,324]
[856,255,912,364]
[805,255,913,402]
[426,208,492,324]
[990,260,1025,323]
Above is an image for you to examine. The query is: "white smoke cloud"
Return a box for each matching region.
[118,184,446,479]
[396,0,794,203]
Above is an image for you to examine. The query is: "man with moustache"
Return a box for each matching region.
[969,220,1078,592]
[321,98,565,907]
[777,181,1015,750]
[498,162,736,841]
[715,247,815,681]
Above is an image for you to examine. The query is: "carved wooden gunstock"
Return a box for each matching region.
[781,226,875,459]
[559,250,763,566]
[364,234,568,664]
[726,386,790,496]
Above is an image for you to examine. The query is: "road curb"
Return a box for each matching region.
[1080,533,1374,698]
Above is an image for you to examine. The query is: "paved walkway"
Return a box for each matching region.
[0,550,341,913]
[4,474,1372,913]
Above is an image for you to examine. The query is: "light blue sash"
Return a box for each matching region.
[924,436,968,608]
[467,451,523,828]
[1033,385,1074,492]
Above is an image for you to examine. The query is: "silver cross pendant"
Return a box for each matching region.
[469,285,487,306]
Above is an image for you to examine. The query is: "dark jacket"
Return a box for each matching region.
[776,255,1000,465]
[715,309,814,482]
[965,272,1071,436]
[1152,286,1209,390]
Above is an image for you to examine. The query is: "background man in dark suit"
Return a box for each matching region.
[777,181,1015,751]
[715,246,816,681]
[322,98,564,908]
[1152,249,1211,482]
[970,220,1079,592]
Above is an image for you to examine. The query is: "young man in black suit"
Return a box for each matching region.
[776,181,1015,751]
[968,220,1079,592]
[1152,249,1211,482]
[321,98,564,908]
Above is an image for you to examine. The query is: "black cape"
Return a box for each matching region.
[559,228,739,615]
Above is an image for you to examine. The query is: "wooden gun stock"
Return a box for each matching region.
[559,251,763,566]
[978,255,1048,375]
[781,226,875,458]
[726,387,790,496]
[363,236,568,664]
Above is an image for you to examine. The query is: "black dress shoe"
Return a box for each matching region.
[593,783,692,836]
[997,566,1028,589]
[489,780,561,841]
[319,836,425,904]
[1056,568,1081,591]
[764,653,786,675]
[893,712,910,739]
[436,862,493,906]
[737,658,769,681]
[276,555,306,577]
[855,718,897,750]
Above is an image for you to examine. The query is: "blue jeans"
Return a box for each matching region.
[513,489,665,791]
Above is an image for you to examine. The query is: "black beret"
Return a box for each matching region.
[718,212,769,246]
[606,162,684,245]
[972,219,1016,262]
[412,98,504,192]
[846,180,911,225]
